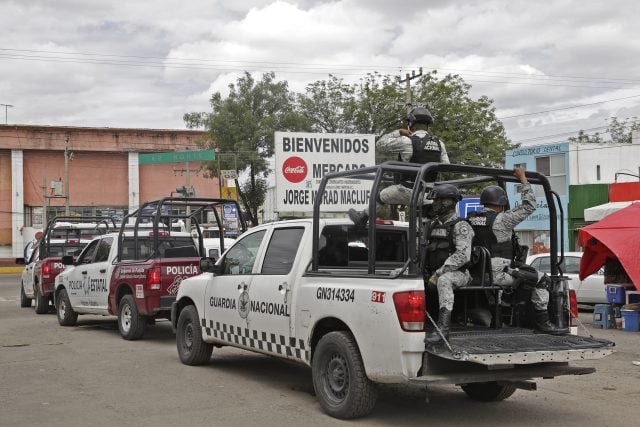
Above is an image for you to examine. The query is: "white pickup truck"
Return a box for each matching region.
[172,163,614,419]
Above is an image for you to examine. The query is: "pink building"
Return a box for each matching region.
[0,125,221,261]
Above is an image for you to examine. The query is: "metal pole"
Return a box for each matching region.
[64,135,70,215]
[0,104,14,124]
[217,153,223,198]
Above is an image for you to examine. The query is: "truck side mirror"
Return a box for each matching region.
[199,257,219,274]
[62,255,75,266]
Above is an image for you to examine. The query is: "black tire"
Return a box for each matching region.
[176,305,213,365]
[312,331,377,419]
[20,283,32,308]
[461,381,517,402]
[55,289,78,326]
[34,285,49,314]
[118,295,146,340]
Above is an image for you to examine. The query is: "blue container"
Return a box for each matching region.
[621,310,640,332]
[607,284,626,304]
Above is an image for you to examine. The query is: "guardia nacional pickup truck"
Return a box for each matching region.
[172,163,613,419]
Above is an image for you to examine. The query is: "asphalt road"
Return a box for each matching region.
[1,273,639,427]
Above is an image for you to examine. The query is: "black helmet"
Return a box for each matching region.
[480,185,508,206]
[427,184,462,201]
[407,107,434,128]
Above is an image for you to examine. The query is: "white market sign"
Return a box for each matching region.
[274,131,376,212]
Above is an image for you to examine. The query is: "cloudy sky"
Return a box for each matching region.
[1,0,639,145]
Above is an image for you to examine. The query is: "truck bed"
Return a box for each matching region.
[426,327,614,365]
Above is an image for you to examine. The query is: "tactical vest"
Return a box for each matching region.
[424,218,461,273]
[400,134,442,184]
[466,211,514,259]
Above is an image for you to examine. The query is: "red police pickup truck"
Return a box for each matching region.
[53,198,244,339]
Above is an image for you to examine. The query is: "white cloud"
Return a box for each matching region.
[0,0,639,143]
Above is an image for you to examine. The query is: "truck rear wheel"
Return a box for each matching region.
[56,289,78,326]
[20,283,32,308]
[34,286,49,314]
[176,305,212,365]
[312,331,377,419]
[461,381,517,402]
[118,295,146,340]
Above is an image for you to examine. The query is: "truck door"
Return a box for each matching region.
[66,239,100,309]
[204,229,267,344]
[90,236,113,310]
[22,246,39,298]
[249,226,305,354]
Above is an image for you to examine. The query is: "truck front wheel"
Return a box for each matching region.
[34,286,49,314]
[176,305,212,365]
[20,283,32,308]
[312,331,377,419]
[461,381,517,402]
[118,295,146,340]
[56,289,78,326]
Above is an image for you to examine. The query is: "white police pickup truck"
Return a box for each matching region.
[172,163,613,419]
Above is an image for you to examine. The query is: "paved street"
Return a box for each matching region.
[2,273,639,426]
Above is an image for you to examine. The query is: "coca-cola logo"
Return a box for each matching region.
[282,156,308,183]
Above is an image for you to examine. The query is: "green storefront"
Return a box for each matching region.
[567,184,609,251]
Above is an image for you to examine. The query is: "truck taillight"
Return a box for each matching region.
[43,263,51,276]
[393,291,425,332]
[569,289,579,327]
[149,231,169,237]
[146,266,162,290]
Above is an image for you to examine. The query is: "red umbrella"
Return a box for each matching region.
[578,202,640,291]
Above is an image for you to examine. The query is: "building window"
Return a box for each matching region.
[535,154,566,196]
[597,165,601,181]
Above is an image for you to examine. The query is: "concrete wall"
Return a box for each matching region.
[0,151,11,245]
[569,141,640,184]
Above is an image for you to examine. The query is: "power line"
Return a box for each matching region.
[3,48,640,84]
[498,94,640,119]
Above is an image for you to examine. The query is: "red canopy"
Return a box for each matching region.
[578,202,640,291]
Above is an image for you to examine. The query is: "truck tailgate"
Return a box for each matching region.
[426,327,614,365]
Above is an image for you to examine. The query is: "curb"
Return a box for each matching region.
[0,267,23,274]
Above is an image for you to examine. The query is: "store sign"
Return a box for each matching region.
[274,132,376,212]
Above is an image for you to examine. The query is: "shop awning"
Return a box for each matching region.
[578,202,640,291]
[583,201,634,222]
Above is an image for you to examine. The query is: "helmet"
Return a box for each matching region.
[480,185,508,206]
[427,184,462,201]
[407,107,434,128]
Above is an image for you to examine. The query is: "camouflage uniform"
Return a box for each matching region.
[375,129,449,205]
[427,212,474,311]
[485,183,549,310]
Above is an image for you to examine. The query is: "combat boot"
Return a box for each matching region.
[348,208,369,228]
[425,308,452,344]
[534,310,567,335]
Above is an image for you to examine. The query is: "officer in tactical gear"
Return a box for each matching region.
[348,107,449,227]
[466,167,565,335]
[422,184,474,344]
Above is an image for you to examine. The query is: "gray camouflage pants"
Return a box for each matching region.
[437,270,472,311]
[380,184,431,206]
[491,258,549,310]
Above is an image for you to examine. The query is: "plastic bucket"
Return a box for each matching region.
[621,309,640,332]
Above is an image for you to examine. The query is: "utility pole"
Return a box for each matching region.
[394,68,423,221]
[0,103,14,124]
[398,67,423,113]
[64,135,71,215]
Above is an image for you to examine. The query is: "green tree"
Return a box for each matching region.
[569,117,640,144]
[184,72,309,225]
[298,71,513,167]
[413,71,513,167]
